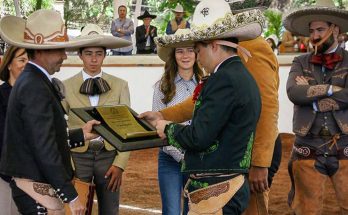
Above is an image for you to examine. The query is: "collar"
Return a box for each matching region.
[82,70,103,81]
[213,55,238,74]
[174,73,198,84]
[28,61,52,82]
[326,45,338,54]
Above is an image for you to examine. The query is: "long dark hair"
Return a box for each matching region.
[159,49,203,104]
[0,46,26,82]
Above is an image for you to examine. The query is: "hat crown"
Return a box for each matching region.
[80,24,103,36]
[316,0,335,7]
[24,9,68,45]
[192,0,231,28]
[173,3,184,12]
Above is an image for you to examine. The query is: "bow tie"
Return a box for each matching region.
[310,53,343,70]
[80,77,111,96]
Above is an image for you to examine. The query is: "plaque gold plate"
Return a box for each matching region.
[71,105,167,151]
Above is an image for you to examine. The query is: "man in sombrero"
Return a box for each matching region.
[284,0,348,214]
[135,10,158,54]
[152,0,264,213]
[64,24,131,215]
[0,10,128,215]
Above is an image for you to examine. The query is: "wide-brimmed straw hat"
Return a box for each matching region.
[0,9,101,50]
[75,24,131,49]
[172,3,185,13]
[155,0,265,48]
[137,10,157,20]
[157,29,194,62]
[283,0,348,36]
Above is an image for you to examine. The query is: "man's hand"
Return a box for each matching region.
[82,120,100,141]
[156,120,171,139]
[295,76,309,85]
[68,197,86,215]
[248,166,269,193]
[105,166,123,192]
[138,111,164,127]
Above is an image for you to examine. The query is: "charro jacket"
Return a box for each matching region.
[165,56,261,174]
[63,72,131,169]
[286,47,348,136]
[0,63,84,203]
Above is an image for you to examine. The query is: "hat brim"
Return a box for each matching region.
[155,10,264,48]
[0,15,103,51]
[72,35,132,49]
[283,7,348,36]
[137,15,157,20]
[156,42,195,62]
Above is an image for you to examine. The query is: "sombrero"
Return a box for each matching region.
[157,29,194,62]
[283,0,348,36]
[155,0,265,47]
[0,9,102,50]
[74,24,131,49]
[137,10,157,20]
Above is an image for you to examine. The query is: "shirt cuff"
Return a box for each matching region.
[312,101,318,112]
[327,85,333,96]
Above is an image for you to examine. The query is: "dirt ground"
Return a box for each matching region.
[93,133,341,215]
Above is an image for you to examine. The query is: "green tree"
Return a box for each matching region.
[263,9,282,42]
[291,0,347,8]
[1,0,53,17]
[64,0,114,31]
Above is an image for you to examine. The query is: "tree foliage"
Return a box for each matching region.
[145,0,198,35]
[63,0,114,30]
[263,9,282,41]
[1,0,53,18]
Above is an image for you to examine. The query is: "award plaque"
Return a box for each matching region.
[71,105,167,151]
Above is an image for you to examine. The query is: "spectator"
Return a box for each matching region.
[281,30,298,53]
[153,29,203,215]
[266,34,278,53]
[111,4,134,55]
[136,10,157,54]
[0,46,28,215]
[165,3,190,35]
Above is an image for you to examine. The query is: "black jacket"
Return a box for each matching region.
[0,63,83,202]
[135,25,157,54]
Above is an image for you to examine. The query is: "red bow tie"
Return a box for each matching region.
[310,53,342,70]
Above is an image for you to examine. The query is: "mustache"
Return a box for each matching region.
[312,38,321,44]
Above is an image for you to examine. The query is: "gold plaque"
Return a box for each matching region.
[95,106,157,139]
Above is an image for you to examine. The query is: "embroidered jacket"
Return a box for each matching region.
[286,47,348,136]
[165,57,261,174]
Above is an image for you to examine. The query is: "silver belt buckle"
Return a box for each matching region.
[89,139,104,152]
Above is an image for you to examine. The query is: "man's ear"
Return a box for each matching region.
[333,25,340,38]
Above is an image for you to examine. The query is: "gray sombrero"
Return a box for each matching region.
[283,0,348,36]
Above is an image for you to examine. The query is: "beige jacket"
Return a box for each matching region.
[63,72,130,169]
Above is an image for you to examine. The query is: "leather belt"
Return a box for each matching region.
[88,139,104,152]
[292,145,348,160]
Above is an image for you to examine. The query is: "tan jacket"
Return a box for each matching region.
[63,72,130,169]
[161,36,279,167]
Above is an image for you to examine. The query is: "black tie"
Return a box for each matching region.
[80,77,111,96]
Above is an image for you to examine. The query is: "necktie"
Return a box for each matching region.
[310,53,343,70]
[52,77,65,99]
[192,76,209,102]
[80,77,111,96]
